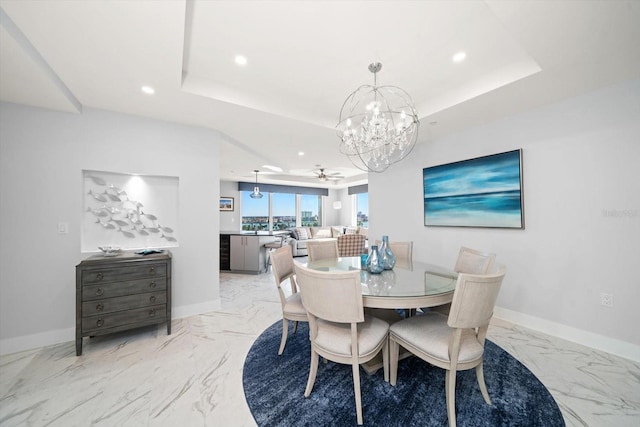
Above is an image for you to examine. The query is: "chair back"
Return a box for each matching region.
[389,241,413,262]
[337,234,367,257]
[271,245,297,296]
[295,263,364,324]
[307,239,339,261]
[448,266,506,329]
[454,246,496,274]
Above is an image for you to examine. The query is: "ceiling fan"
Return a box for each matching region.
[314,168,344,182]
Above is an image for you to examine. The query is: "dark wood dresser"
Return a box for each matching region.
[75,251,172,356]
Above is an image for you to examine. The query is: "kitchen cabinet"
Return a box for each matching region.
[230,234,272,273]
[221,231,289,274]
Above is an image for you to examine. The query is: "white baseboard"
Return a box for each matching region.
[172,299,221,319]
[0,327,75,357]
[493,306,640,363]
[0,299,222,357]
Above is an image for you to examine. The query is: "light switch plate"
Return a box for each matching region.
[58,222,69,234]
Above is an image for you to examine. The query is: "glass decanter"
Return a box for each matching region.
[366,245,384,274]
[379,235,396,270]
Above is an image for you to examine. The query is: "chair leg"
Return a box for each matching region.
[382,339,389,383]
[389,337,399,386]
[476,362,492,404]
[304,349,319,397]
[352,361,363,425]
[445,369,457,427]
[278,319,288,355]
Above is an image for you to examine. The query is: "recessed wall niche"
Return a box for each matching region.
[82,170,179,252]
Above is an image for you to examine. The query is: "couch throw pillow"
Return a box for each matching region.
[289,228,299,240]
[314,228,332,238]
[295,227,309,240]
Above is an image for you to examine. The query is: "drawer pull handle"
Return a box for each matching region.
[96,288,104,296]
[149,309,156,317]
[149,266,156,275]
[96,303,104,312]
[149,281,156,289]
[150,296,156,303]
[96,272,104,281]
[96,319,104,327]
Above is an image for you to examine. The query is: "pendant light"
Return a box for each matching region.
[337,62,419,173]
[250,170,263,199]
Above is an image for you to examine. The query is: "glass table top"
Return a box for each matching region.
[305,257,458,300]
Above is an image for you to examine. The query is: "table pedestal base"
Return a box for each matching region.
[362,346,412,376]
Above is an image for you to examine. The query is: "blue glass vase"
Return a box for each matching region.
[379,235,396,270]
[366,245,384,274]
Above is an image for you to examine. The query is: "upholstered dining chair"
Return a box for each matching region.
[430,246,497,317]
[389,241,413,262]
[454,246,496,274]
[375,240,413,267]
[264,234,287,269]
[376,240,413,262]
[306,239,339,262]
[295,263,390,426]
[270,245,307,355]
[337,234,367,257]
[389,266,507,427]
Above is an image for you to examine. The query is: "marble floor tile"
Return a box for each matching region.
[1,270,638,426]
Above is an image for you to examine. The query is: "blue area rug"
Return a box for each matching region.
[243,321,565,426]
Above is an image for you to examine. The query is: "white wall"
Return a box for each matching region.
[220,180,241,231]
[369,79,640,361]
[0,103,222,354]
[324,188,343,226]
[333,188,355,226]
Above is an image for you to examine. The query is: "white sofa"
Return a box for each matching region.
[287,226,366,257]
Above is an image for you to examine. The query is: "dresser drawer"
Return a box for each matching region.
[81,263,167,285]
[82,278,167,301]
[82,292,167,316]
[82,304,167,333]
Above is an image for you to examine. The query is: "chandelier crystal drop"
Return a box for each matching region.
[337,62,419,173]
[250,170,263,199]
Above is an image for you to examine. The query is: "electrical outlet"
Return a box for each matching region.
[600,293,613,307]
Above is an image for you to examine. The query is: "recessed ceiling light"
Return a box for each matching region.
[452,52,466,63]
[235,55,247,66]
[298,151,305,156]
[141,85,155,95]
[262,165,283,172]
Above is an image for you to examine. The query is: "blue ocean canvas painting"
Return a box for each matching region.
[423,150,524,228]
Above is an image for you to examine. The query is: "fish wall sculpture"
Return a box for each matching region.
[86,175,178,245]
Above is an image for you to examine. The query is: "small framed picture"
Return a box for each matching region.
[220,197,234,211]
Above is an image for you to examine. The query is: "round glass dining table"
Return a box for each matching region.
[304,257,458,309]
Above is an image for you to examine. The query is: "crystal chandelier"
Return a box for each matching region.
[337,62,419,173]
[250,170,263,199]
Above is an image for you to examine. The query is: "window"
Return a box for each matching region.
[272,193,296,230]
[241,192,324,230]
[241,191,269,230]
[300,194,322,227]
[356,192,369,228]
